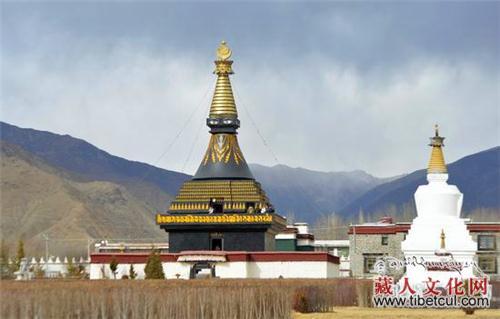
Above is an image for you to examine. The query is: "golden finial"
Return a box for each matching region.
[427,124,447,174]
[209,41,237,119]
[440,229,446,249]
[217,41,232,61]
[435,228,451,256]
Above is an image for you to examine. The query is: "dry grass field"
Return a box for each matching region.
[293,307,500,319]
[0,279,498,319]
[0,279,371,319]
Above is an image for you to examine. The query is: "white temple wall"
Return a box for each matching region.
[248,261,337,279]
[164,262,191,279]
[215,261,248,278]
[89,261,339,279]
[326,261,340,278]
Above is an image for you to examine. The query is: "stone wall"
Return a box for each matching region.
[349,230,499,280]
[349,233,405,278]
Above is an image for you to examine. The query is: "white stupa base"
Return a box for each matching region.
[402,216,476,253]
[401,252,476,288]
[401,172,477,288]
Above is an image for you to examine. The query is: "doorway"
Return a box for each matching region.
[211,238,223,251]
[190,262,216,279]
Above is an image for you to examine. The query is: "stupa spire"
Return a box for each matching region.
[156,41,288,254]
[208,41,238,121]
[193,41,253,180]
[440,229,446,249]
[427,124,447,174]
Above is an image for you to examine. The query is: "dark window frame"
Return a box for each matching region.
[209,198,224,214]
[363,253,383,274]
[477,235,496,251]
[478,255,497,274]
[381,235,389,246]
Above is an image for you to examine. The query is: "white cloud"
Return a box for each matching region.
[1,3,498,177]
[2,42,498,177]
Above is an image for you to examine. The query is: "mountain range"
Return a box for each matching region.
[1,121,498,255]
[249,164,394,222]
[341,146,500,217]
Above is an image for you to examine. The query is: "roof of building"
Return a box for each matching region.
[348,221,500,234]
[313,240,350,247]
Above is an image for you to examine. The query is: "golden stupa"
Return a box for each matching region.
[157,42,286,253]
[427,124,447,174]
[164,41,276,215]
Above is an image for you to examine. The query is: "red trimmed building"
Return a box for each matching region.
[90,251,339,279]
[348,218,500,279]
[89,42,341,279]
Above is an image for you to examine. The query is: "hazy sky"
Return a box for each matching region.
[2,2,499,177]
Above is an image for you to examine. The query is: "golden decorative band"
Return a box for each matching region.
[202,134,246,165]
[156,213,273,225]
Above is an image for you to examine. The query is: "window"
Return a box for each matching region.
[363,254,383,273]
[381,235,389,246]
[209,198,224,214]
[478,235,496,251]
[478,255,497,274]
[245,202,256,214]
[210,233,224,251]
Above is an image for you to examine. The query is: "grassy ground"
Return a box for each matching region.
[293,307,500,319]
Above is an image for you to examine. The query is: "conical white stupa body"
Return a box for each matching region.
[401,128,477,287]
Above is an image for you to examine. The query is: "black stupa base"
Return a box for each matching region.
[168,229,277,253]
[159,214,286,253]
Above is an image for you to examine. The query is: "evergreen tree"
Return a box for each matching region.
[109,256,118,279]
[66,258,79,278]
[144,250,165,279]
[129,264,137,279]
[0,240,11,279]
[14,239,25,271]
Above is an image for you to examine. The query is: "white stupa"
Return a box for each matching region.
[401,125,477,287]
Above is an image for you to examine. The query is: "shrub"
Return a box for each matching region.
[14,239,24,271]
[34,265,45,279]
[0,240,12,279]
[355,279,373,307]
[292,288,310,313]
[144,250,164,279]
[66,258,80,278]
[109,256,118,279]
[129,264,137,279]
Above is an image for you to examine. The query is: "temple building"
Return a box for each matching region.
[89,42,340,279]
[348,219,499,279]
[156,41,286,253]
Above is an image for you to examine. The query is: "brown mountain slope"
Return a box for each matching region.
[0,142,166,257]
